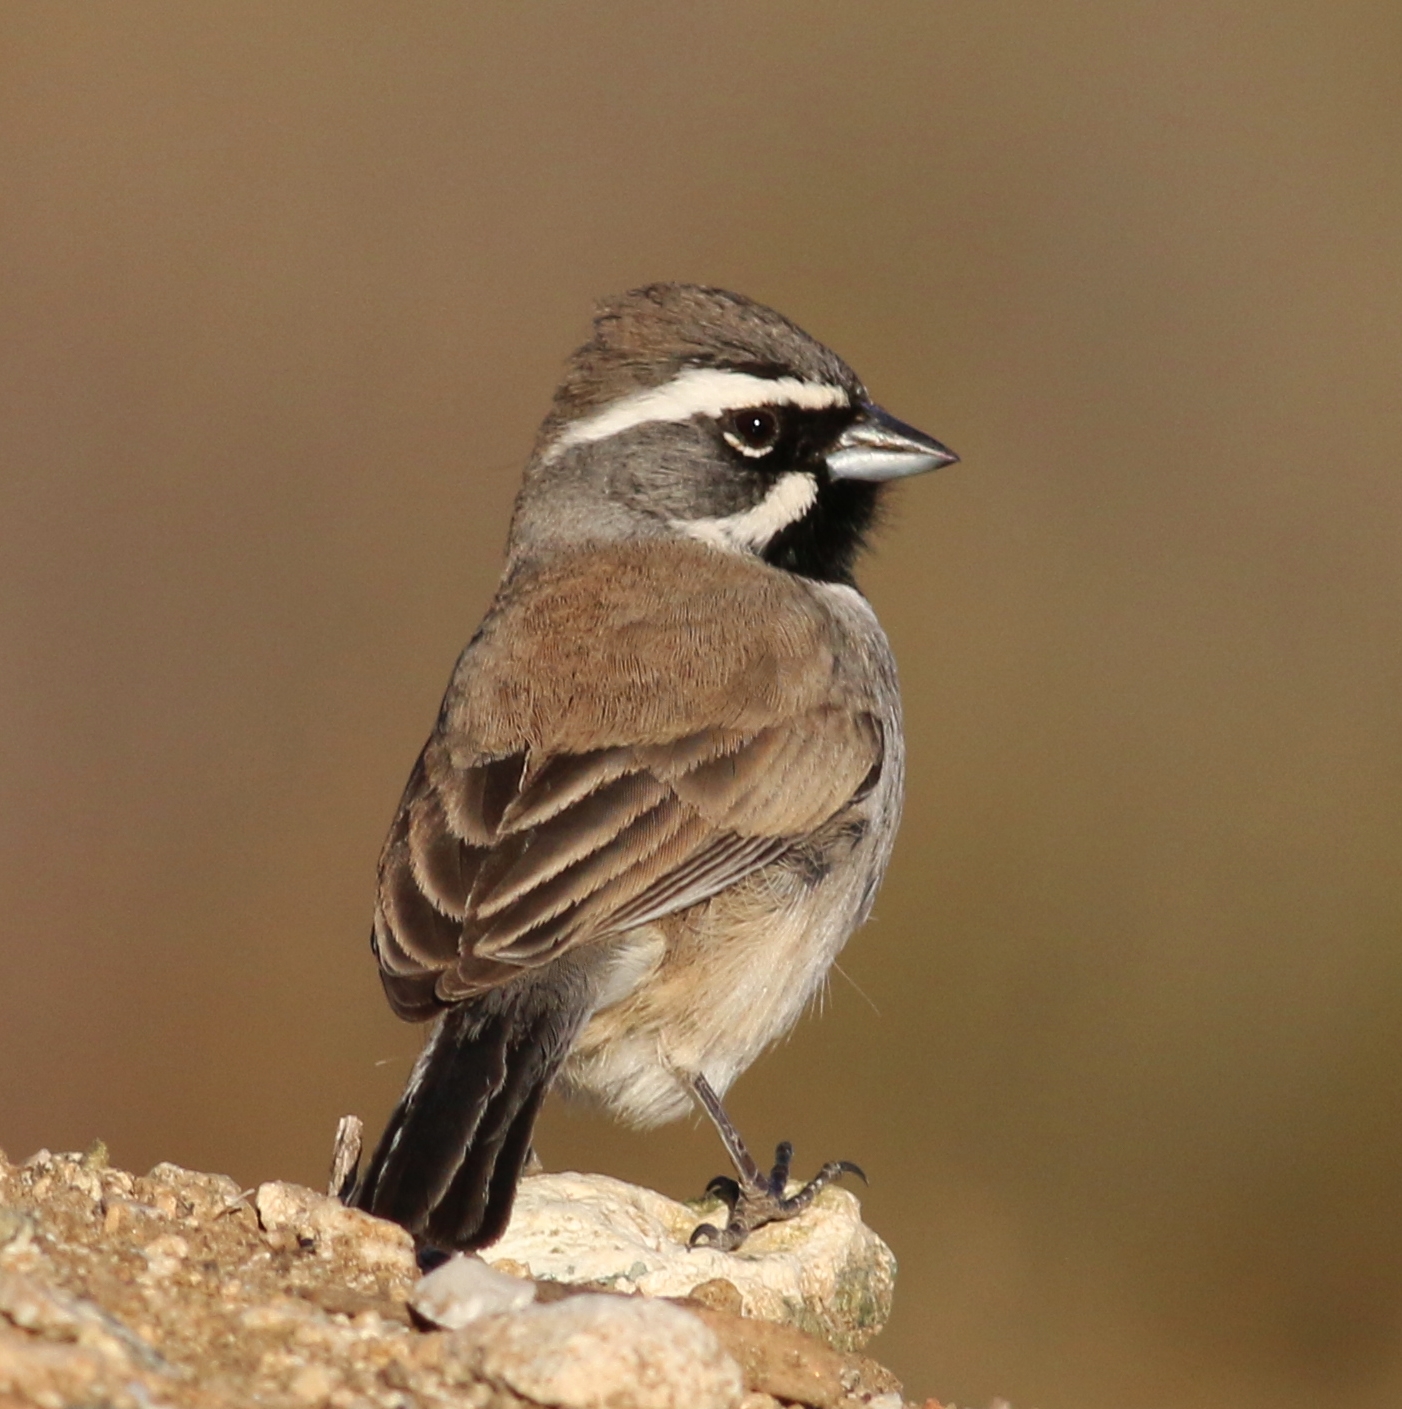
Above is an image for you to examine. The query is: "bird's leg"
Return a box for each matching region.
[687,1073,865,1252]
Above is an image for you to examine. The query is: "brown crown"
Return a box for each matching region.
[541,284,864,439]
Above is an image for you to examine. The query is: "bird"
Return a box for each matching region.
[351,283,956,1254]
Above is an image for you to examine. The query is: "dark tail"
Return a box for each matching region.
[352,976,587,1250]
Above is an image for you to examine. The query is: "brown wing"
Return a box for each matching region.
[370,540,884,1019]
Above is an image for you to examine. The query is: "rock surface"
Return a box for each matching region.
[458,1294,744,1409]
[484,1171,896,1353]
[0,1144,926,1409]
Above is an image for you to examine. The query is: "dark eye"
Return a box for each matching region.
[722,407,781,457]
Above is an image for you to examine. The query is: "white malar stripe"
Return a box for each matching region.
[545,367,848,461]
[676,471,818,553]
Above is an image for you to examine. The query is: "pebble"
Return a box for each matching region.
[409,1254,536,1329]
[254,1180,417,1282]
[458,1293,745,1409]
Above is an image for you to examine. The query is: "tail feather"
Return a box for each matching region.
[428,1013,556,1245]
[353,976,587,1249]
[476,1078,550,1246]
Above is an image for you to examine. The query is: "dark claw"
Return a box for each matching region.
[689,1221,724,1248]
[704,1175,741,1207]
[838,1160,867,1185]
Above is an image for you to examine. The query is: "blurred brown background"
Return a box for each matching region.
[3,4,1401,1405]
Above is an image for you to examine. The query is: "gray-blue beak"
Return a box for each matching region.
[825,403,958,482]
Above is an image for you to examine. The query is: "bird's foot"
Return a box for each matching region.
[688,1140,865,1251]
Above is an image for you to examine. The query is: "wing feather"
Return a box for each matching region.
[475,801,705,955]
[499,748,636,831]
[604,833,795,933]
[471,772,669,918]
[407,788,476,918]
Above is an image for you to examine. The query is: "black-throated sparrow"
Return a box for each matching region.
[352,284,956,1252]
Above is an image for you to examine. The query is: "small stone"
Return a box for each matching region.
[255,1180,310,1234]
[100,1196,162,1236]
[242,1303,309,1332]
[47,1153,104,1202]
[140,1234,190,1281]
[138,1163,244,1221]
[0,1270,74,1337]
[255,1182,417,1290]
[689,1278,744,1315]
[455,1294,744,1409]
[409,1254,536,1329]
[0,1208,37,1251]
[289,1362,340,1402]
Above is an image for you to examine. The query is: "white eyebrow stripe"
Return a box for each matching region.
[674,471,818,554]
[544,367,849,461]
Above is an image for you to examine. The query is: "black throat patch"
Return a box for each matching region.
[760,476,882,586]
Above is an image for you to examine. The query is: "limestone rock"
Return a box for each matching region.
[411,1253,537,1329]
[453,1293,745,1409]
[483,1171,896,1352]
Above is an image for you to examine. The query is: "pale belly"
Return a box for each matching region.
[556,804,892,1128]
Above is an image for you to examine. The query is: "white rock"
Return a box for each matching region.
[289,1364,341,1402]
[458,1294,743,1409]
[0,1208,37,1253]
[140,1234,190,1281]
[138,1162,245,1220]
[410,1254,536,1329]
[253,1180,313,1233]
[482,1171,896,1351]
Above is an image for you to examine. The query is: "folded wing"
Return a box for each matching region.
[368,541,884,1019]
